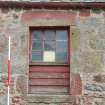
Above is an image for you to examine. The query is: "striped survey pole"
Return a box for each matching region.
[8,35,11,105]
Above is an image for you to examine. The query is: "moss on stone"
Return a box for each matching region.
[92,9,102,14]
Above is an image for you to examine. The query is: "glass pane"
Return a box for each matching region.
[56,41,67,51]
[56,51,67,62]
[56,30,67,40]
[44,41,55,51]
[44,30,55,40]
[32,52,42,61]
[32,31,42,40]
[43,51,55,62]
[32,41,42,51]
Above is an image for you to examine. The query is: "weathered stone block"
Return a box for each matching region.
[79,9,90,17]
[89,38,105,50]
[95,102,105,105]
[0,95,7,105]
[79,96,94,105]
[1,8,10,13]
[70,73,82,95]
[26,95,75,103]
[0,34,8,53]
[0,74,7,83]
[26,103,74,105]
[16,75,27,94]
[91,9,102,14]
[11,95,26,105]
[70,26,80,52]
[85,84,105,92]
[78,17,103,28]
[95,102,104,105]
[13,13,19,19]
[22,10,77,23]
[0,83,6,96]
[93,75,105,83]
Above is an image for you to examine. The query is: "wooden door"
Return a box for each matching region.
[29,27,70,94]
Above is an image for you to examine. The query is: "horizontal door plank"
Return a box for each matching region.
[29,79,69,86]
[29,86,69,94]
[29,66,70,73]
[29,72,69,79]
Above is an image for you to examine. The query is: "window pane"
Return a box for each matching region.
[32,41,42,51]
[56,30,67,40]
[44,41,55,51]
[44,30,55,40]
[32,52,42,61]
[56,41,67,51]
[31,29,69,63]
[43,51,55,62]
[56,51,67,62]
[32,31,42,40]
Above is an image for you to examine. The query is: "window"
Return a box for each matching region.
[30,27,69,65]
[29,27,70,94]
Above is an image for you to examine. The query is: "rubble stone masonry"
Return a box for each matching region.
[0,1,105,105]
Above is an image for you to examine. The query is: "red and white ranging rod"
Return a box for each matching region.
[8,35,11,105]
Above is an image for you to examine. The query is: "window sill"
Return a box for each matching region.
[25,94,75,103]
[29,62,70,66]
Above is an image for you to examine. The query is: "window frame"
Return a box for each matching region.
[29,26,70,66]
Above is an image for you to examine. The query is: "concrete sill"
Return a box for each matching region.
[25,94,76,103]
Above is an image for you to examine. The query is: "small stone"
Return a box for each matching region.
[95,102,105,105]
[13,13,19,19]
[16,75,27,94]
[1,8,9,13]
[79,9,90,17]
[0,95,7,105]
[0,74,7,83]
[92,9,101,14]
[85,84,105,92]
[93,75,105,83]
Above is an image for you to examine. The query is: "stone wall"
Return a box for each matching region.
[0,5,105,105]
[0,8,28,105]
